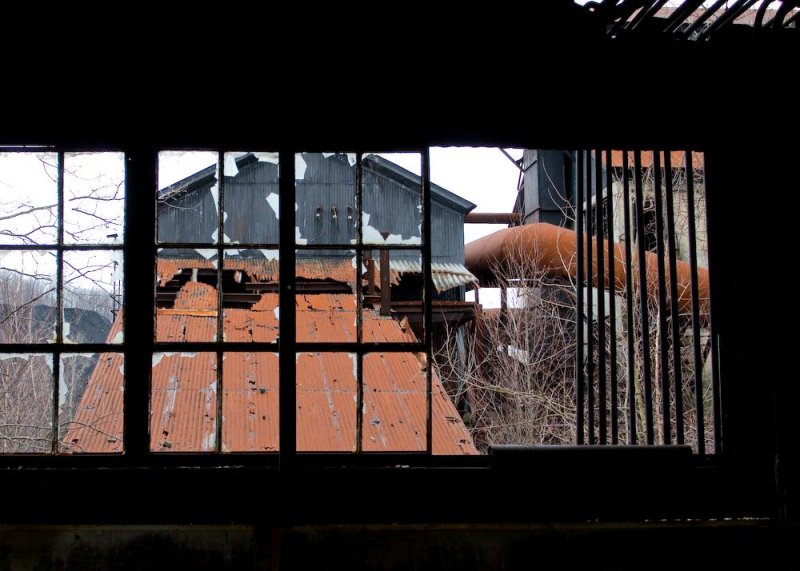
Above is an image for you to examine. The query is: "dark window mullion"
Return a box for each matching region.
[215,151,224,453]
[124,147,157,463]
[355,153,364,453]
[422,148,433,454]
[52,151,64,454]
[278,149,297,468]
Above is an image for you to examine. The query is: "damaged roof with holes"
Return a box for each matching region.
[157,257,476,294]
[64,259,478,455]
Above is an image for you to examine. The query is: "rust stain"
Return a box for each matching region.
[66,258,478,455]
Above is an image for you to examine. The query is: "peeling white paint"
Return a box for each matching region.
[118,364,125,377]
[209,183,219,214]
[322,152,335,159]
[0,250,9,263]
[0,353,51,373]
[274,307,280,321]
[266,192,280,219]
[224,153,239,177]
[346,153,356,166]
[111,330,124,344]
[63,320,71,341]
[151,353,172,368]
[295,227,307,245]
[361,212,386,243]
[295,154,307,180]
[254,152,279,164]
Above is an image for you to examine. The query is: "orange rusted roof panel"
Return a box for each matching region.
[66,278,477,455]
[610,150,703,170]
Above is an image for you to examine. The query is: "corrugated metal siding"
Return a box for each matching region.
[157,153,470,266]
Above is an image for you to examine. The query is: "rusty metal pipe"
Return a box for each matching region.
[464,212,522,224]
[464,223,709,314]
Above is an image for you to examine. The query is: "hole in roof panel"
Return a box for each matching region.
[296,352,356,452]
[222,249,279,343]
[150,351,218,453]
[58,352,123,454]
[222,351,278,453]
[155,248,219,343]
[362,153,422,245]
[295,153,356,246]
[64,152,125,245]
[157,151,220,245]
[0,249,57,344]
[63,250,123,344]
[222,151,280,245]
[0,353,54,454]
[0,151,58,246]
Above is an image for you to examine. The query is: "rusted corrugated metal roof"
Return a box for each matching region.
[67,277,477,455]
[610,150,703,170]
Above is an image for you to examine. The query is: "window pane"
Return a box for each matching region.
[360,249,422,343]
[295,152,356,246]
[0,152,58,246]
[296,352,356,452]
[0,353,54,454]
[222,250,279,343]
[295,249,356,343]
[0,250,56,344]
[362,352,427,452]
[222,152,279,245]
[222,352,278,452]
[156,249,219,343]
[58,352,123,453]
[63,152,125,245]
[362,153,422,245]
[157,151,219,244]
[150,352,217,452]
[63,250,123,344]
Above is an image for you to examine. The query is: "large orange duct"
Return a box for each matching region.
[464,223,709,314]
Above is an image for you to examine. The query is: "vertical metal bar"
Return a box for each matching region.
[215,152,224,453]
[380,250,391,316]
[422,149,433,454]
[355,153,364,453]
[594,148,607,445]
[53,151,64,453]
[685,150,705,454]
[634,150,654,445]
[653,151,671,444]
[622,151,637,445]
[605,150,619,444]
[278,149,297,469]
[703,151,723,453]
[585,151,595,445]
[575,150,586,445]
[664,152,685,445]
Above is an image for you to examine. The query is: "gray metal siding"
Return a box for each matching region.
[157,153,466,264]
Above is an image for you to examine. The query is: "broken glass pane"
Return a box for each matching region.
[362,153,422,245]
[222,152,279,245]
[222,249,278,343]
[360,249,422,343]
[58,352,123,453]
[0,250,57,344]
[150,352,217,452]
[155,248,219,343]
[0,353,54,454]
[63,250,123,344]
[157,151,219,244]
[63,152,125,245]
[222,351,278,452]
[0,152,58,246]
